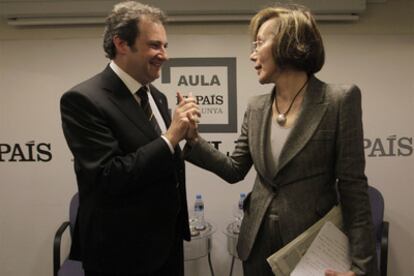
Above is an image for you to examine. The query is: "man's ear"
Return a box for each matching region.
[113,36,129,55]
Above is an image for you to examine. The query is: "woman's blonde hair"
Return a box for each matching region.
[249,4,325,74]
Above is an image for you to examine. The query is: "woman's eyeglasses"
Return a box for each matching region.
[251,40,265,53]
[251,34,275,53]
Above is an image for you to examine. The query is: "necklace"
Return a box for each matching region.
[274,78,309,126]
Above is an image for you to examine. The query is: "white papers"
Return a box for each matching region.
[266,205,343,276]
[290,221,351,276]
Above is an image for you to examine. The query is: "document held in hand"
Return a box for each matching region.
[266,205,346,276]
[290,221,351,276]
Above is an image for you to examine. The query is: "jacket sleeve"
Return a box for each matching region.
[60,90,176,196]
[335,85,379,276]
[183,103,254,184]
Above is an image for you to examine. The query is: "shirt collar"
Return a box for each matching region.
[109,61,146,95]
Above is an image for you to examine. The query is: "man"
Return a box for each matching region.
[60,1,199,275]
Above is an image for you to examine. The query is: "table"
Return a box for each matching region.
[184,220,216,276]
[224,221,240,276]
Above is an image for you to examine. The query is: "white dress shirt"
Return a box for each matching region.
[109,61,174,153]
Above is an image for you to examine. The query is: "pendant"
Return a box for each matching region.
[276,113,287,126]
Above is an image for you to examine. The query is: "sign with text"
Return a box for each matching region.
[161,58,237,132]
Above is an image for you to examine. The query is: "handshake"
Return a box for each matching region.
[164,92,201,147]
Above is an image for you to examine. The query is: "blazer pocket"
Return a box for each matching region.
[267,213,279,221]
[264,213,283,249]
[311,130,335,141]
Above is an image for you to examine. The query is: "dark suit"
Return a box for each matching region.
[60,66,190,274]
[185,76,378,275]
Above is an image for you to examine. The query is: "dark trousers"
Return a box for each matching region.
[242,206,283,276]
[85,231,184,276]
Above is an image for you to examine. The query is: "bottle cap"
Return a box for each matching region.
[196,194,202,199]
[240,192,246,198]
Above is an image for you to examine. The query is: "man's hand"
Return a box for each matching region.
[164,92,200,147]
[325,269,356,276]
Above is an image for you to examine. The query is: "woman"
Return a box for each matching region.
[184,4,378,276]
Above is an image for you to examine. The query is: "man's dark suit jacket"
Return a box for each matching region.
[60,66,190,274]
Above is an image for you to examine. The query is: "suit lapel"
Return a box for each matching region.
[149,84,171,127]
[101,66,157,139]
[249,94,273,178]
[275,76,328,177]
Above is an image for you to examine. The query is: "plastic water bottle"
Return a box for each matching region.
[194,194,205,230]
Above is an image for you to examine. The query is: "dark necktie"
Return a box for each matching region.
[137,86,161,135]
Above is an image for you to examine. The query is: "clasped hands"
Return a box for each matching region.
[164,92,200,147]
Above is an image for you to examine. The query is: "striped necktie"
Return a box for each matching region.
[137,86,161,135]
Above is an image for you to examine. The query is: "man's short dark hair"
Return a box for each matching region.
[103,1,167,59]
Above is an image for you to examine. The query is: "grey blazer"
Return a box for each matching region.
[184,76,378,275]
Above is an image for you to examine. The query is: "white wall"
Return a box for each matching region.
[0,1,413,276]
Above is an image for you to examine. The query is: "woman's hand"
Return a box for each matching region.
[176,92,200,144]
[325,269,356,276]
